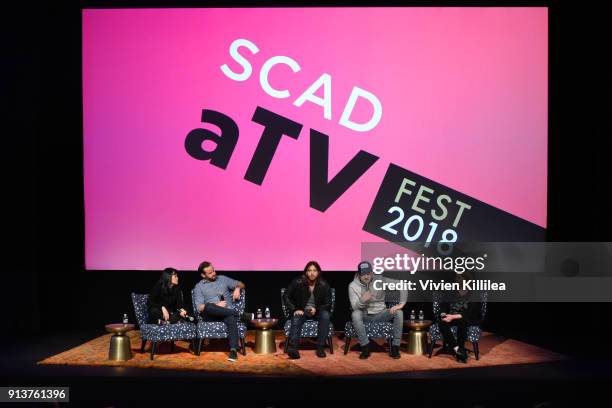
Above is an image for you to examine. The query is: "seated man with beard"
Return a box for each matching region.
[283,261,332,359]
[193,261,254,362]
[348,261,407,359]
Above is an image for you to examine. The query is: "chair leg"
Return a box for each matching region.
[428,340,435,358]
[196,338,203,356]
[284,337,289,354]
[140,339,147,353]
[473,341,480,360]
[387,338,392,355]
[240,337,246,355]
[170,341,175,353]
[328,335,334,354]
[150,341,157,360]
[344,336,352,355]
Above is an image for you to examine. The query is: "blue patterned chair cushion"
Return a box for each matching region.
[344,320,395,339]
[283,319,335,337]
[429,291,488,344]
[428,322,482,343]
[139,322,197,341]
[131,293,197,341]
[132,293,149,326]
[196,321,247,339]
[280,287,335,338]
[344,301,399,340]
[191,288,247,340]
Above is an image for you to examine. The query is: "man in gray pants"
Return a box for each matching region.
[348,261,407,359]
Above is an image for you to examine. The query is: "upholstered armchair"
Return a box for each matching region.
[428,291,488,360]
[130,293,197,360]
[343,296,401,356]
[191,289,247,356]
[280,288,335,354]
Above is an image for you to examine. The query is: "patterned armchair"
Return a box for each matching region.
[130,293,197,360]
[280,288,335,354]
[343,290,401,355]
[428,291,488,360]
[191,289,247,356]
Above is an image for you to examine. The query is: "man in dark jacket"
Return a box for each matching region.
[283,261,332,359]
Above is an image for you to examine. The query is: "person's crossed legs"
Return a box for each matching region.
[201,303,253,361]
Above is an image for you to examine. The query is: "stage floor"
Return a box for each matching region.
[38,330,565,377]
[2,330,610,407]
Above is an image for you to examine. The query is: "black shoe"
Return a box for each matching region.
[442,344,455,354]
[227,349,238,362]
[455,348,468,363]
[316,347,326,358]
[240,312,254,323]
[390,345,401,359]
[287,346,301,359]
[359,344,370,359]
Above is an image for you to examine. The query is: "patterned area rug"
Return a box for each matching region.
[38,330,565,376]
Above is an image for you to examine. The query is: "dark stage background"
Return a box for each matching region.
[4,0,611,361]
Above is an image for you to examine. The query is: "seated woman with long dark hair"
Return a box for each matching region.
[437,271,482,363]
[147,267,188,324]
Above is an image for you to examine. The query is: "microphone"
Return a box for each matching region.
[177,308,195,322]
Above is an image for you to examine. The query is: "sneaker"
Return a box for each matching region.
[227,349,238,362]
[239,312,255,323]
[455,348,468,363]
[359,343,370,359]
[390,345,401,359]
[287,346,301,359]
[316,347,326,358]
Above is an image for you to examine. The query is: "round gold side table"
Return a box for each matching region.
[251,318,278,354]
[404,320,432,355]
[105,323,135,361]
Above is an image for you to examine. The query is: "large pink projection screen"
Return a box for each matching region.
[83,8,548,271]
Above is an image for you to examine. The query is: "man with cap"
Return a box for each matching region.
[348,261,407,359]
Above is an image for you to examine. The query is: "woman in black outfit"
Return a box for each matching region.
[437,271,482,363]
[147,268,188,324]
